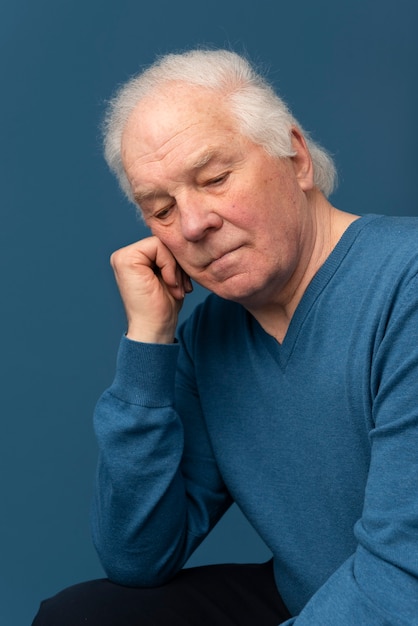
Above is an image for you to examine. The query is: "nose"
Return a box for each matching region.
[178,194,223,242]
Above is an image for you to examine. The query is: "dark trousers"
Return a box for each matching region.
[32,560,292,625]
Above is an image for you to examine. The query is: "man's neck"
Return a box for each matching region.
[248,200,359,343]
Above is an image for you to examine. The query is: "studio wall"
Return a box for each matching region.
[1,1,417,623]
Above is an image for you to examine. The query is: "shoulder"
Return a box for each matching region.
[334,215,418,335]
[347,214,418,278]
[356,214,418,247]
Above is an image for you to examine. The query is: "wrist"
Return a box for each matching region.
[126,323,176,344]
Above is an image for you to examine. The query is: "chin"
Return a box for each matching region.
[211,280,266,305]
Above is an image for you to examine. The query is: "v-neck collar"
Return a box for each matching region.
[251,214,381,368]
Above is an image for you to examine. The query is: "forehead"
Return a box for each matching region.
[121,83,241,168]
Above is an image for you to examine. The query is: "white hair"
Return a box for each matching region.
[103,49,337,201]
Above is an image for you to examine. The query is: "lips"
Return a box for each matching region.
[201,246,245,280]
[205,246,242,267]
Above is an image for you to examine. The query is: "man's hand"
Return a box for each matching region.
[110,237,192,344]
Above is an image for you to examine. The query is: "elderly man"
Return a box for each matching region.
[33,50,418,625]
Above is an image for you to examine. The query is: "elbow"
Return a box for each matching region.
[90,502,188,587]
[99,557,174,588]
[92,535,182,588]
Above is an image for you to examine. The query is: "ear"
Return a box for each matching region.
[289,127,315,192]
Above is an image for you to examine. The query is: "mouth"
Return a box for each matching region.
[201,246,244,277]
[203,246,241,266]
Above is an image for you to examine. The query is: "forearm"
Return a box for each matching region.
[91,336,229,586]
[91,337,189,583]
[281,550,418,625]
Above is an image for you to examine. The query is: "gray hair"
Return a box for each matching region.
[103,49,337,201]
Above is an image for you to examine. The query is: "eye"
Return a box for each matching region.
[154,202,176,221]
[205,172,230,187]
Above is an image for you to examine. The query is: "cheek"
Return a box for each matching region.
[150,222,179,246]
[227,193,260,227]
[153,229,191,262]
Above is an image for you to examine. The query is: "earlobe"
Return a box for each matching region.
[290,128,315,191]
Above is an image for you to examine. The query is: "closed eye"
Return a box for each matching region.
[204,172,230,187]
[154,202,176,221]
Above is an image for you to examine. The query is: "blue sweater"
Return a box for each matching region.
[92,215,418,624]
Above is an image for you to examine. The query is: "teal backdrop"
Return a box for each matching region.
[1,1,417,623]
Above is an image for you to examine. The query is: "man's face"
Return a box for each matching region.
[121,83,315,312]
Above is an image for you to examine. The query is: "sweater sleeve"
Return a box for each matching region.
[91,334,231,587]
[282,274,418,625]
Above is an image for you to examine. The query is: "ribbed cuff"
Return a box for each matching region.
[110,335,180,407]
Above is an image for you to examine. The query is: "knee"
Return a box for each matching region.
[32,579,109,625]
[32,597,57,625]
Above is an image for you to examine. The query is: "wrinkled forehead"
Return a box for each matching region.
[120,84,244,180]
[122,82,235,149]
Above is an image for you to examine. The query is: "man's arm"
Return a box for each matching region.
[91,238,231,586]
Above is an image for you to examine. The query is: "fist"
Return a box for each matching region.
[110,236,192,343]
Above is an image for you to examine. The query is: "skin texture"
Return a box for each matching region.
[112,82,357,343]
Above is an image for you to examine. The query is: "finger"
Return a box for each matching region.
[181,270,193,294]
[151,242,185,300]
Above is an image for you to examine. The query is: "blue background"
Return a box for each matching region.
[2,1,417,623]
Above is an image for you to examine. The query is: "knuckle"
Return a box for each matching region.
[109,249,121,268]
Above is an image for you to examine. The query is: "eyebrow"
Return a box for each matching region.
[133,150,233,205]
[133,189,161,205]
[190,151,216,169]
[190,149,234,171]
